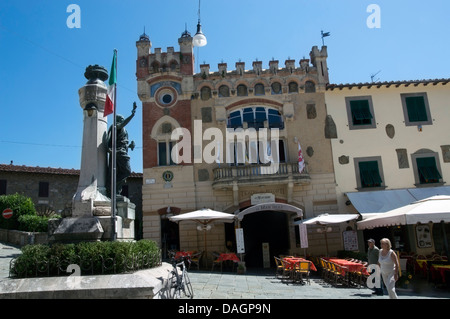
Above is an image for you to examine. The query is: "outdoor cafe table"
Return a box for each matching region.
[215,253,240,271]
[415,259,450,279]
[218,253,240,262]
[328,259,367,274]
[430,264,450,283]
[283,257,317,272]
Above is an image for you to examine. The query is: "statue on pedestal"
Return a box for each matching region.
[50,65,137,243]
[106,102,137,196]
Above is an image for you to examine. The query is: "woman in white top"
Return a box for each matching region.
[378,238,399,299]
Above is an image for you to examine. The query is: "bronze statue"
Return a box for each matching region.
[106,102,137,196]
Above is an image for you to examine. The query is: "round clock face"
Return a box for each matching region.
[155,87,177,108]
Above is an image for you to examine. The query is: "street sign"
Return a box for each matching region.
[2,208,13,219]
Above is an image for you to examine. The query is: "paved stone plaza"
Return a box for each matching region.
[2,242,449,300]
[187,268,450,300]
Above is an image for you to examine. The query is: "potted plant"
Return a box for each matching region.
[397,271,413,289]
[237,262,246,274]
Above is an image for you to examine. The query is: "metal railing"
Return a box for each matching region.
[213,162,309,182]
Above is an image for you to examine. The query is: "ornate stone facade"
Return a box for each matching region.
[136,30,340,263]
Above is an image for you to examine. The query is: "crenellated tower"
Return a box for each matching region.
[136,29,337,259]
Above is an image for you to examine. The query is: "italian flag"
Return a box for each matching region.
[104,50,117,116]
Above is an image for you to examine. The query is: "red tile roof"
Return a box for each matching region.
[327,78,450,91]
[0,163,142,178]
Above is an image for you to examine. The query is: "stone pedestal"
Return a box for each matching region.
[117,196,136,240]
[52,217,104,243]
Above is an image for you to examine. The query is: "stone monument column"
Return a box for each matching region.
[49,65,135,243]
[73,65,111,217]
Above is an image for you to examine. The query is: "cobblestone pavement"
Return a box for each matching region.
[0,242,21,279]
[2,242,449,300]
[187,268,450,300]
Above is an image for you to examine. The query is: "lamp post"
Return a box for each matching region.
[317,226,332,256]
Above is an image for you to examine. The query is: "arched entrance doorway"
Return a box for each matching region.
[236,203,303,268]
[242,211,289,267]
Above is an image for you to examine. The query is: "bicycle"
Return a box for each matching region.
[167,256,194,299]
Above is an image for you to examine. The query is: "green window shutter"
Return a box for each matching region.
[350,100,373,125]
[417,157,442,183]
[359,161,382,188]
[405,96,427,122]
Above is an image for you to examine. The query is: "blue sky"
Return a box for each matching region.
[1,0,449,173]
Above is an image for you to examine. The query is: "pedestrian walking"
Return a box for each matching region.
[378,238,399,299]
[367,239,382,296]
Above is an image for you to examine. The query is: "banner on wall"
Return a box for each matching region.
[343,230,359,251]
[299,223,308,249]
[236,228,245,254]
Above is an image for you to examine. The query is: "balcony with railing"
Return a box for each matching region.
[212,162,310,189]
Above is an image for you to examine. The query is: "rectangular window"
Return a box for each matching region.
[38,182,49,197]
[401,93,432,126]
[359,161,383,188]
[158,142,175,166]
[345,96,376,130]
[405,96,428,122]
[416,157,442,184]
[350,100,373,126]
[0,180,6,195]
[354,156,385,190]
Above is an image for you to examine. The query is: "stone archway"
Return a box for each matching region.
[236,202,303,222]
[236,203,303,268]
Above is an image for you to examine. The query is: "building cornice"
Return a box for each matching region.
[326,78,450,91]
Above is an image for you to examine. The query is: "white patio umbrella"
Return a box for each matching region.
[357,195,450,230]
[298,213,360,225]
[169,208,236,264]
[294,213,360,256]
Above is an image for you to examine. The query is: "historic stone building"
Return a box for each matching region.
[136,30,342,265]
[0,164,143,239]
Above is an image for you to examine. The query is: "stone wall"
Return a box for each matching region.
[0,229,48,247]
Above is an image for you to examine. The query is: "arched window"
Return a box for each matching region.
[254,83,265,96]
[170,61,178,71]
[151,61,160,73]
[226,107,284,130]
[237,84,248,96]
[151,116,180,166]
[200,86,211,100]
[305,81,316,93]
[218,85,230,97]
[271,82,282,95]
[288,81,298,93]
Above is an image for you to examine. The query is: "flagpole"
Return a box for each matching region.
[111,49,118,241]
